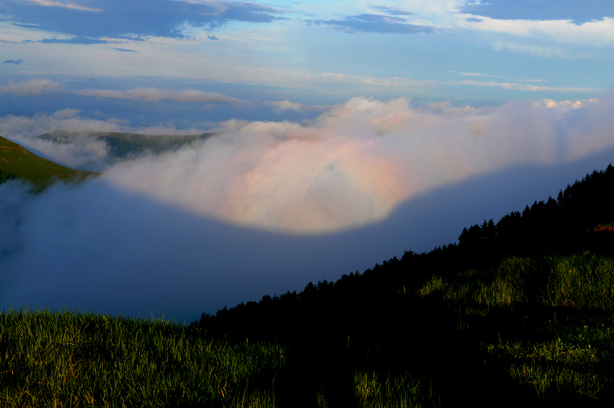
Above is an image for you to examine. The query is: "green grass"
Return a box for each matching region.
[416,252,614,403]
[0,135,98,189]
[352,370,435,408]
[0,309,284,407]
[4,253,613,407]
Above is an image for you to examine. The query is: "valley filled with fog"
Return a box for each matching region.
[2,95,614,322]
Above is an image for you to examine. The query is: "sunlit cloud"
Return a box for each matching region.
[74,95,614,235]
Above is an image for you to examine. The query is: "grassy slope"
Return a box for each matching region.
[0,135,97,189]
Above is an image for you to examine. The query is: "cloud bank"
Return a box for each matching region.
[97,96,614,234]
[2,95,614,321]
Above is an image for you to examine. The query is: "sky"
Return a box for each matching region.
[1,0,614,322]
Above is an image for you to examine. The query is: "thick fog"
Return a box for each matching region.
[1,96,614,322]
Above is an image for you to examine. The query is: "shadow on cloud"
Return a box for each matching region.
[1,147,613,323]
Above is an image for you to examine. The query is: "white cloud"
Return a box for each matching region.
[96,94,614,234]
[268,100,303,113]
[74,88,247,104]
[0,79,62,95]
[461,15,614,47]
[532,98,599,109]
[459,72,504,78]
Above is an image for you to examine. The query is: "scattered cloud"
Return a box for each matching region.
[532,98,599,109]
[0,79,61,95]
[369,5,413,16]
[39,36,109,44]
[459,0,614,25]
[113,48,136,52]
[453,79,596,93]
[308,71,595,95]
[313,14,437,34]
[459,72,504,78]
[517,78,547,83]
[207,34,218,41]
[74,88,247,104]
[3,0,289,41]
[3,59,23,65]
[463,15,614,47]
[266,100,330,114]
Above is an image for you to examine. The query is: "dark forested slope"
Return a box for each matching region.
[196,164,614,407]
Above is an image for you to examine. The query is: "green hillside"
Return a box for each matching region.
[0,135,97,189]
[38,130,214,160]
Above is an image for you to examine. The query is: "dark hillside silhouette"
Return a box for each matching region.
[199,164,614,340]
[197,164,614,407]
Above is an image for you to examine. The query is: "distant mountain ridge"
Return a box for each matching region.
[38,130,214,161]
[0,135,97,189]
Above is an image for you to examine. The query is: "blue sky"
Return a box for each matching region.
[1,0,613,127]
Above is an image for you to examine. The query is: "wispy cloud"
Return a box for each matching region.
[39,36,109,44]
[459,72,504,78]
[3,59,23,65]
[459,0,614,25]
[310,72,595,95]
[0,79,61,95]
[74,87,247,104]
[453,79,596,93]
[369,6,413,16]
[25,0,102,12]
[313,14,437,34]
[463,15,614,47]
[7,0,290,41]
[113,48,137,52]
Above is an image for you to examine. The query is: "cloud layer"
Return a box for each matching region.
[7,95,611,235]
[74,88,246,104]
[0,79,61,95]
[2,95,614,321]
